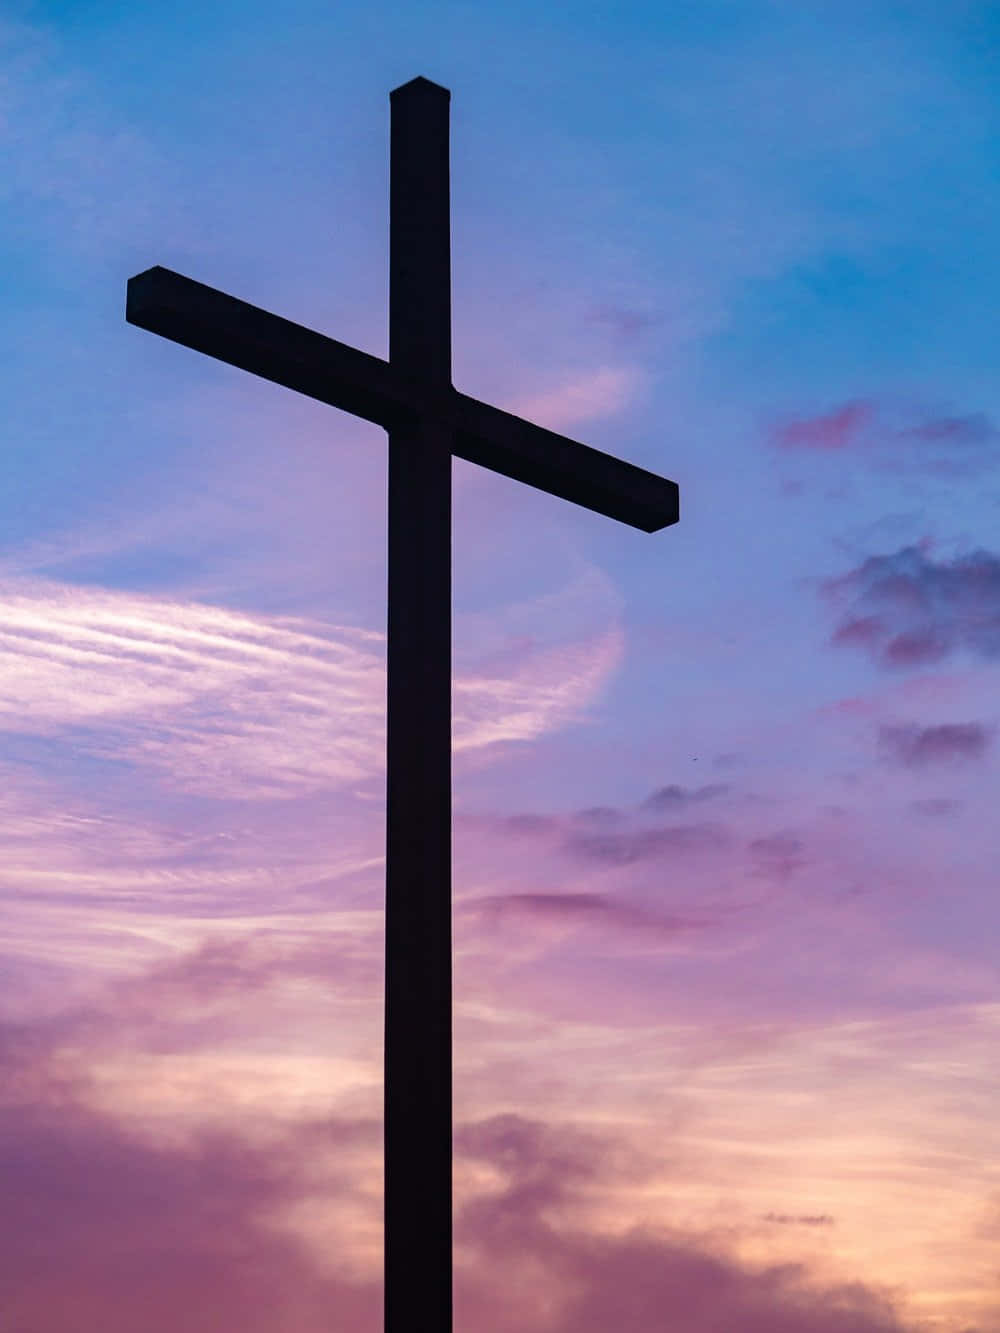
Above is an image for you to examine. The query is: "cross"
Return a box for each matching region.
[125,75,679,1333]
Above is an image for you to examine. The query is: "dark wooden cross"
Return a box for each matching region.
[126,75,678,1333]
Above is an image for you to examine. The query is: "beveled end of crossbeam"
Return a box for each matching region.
[126,264,411,429]
[449,392,680,533]
[390,75,451,100]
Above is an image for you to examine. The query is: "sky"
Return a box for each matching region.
[1,0,999,1329]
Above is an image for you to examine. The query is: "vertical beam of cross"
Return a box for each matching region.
[385,80,454,1333]
[124,74,680,1333]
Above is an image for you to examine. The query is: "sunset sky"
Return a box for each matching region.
[2,1,999,1329]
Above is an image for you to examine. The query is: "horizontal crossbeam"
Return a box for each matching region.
[127,266,679,533]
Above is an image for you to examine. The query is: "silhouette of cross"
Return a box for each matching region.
[126,75,679,1333]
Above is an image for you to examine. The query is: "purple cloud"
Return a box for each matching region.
[823,544,1000,668]
[0,1006,382,1332]
[573,805,626,825]
[896,412,996,447]
[454,1114,914,1333]
[504,813,560,836]
[879,723,992,768]
[0,952,929,1333]
[748,834,809,881]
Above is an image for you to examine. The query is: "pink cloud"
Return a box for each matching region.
[770,400,997,464]
[773,401,874,451]
[508,366,642,432]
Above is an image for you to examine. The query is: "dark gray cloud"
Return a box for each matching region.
[879,723,992,768]
[641,783,729,815]
[504,813,560,836]
[895,412,996,449]
[465,891,716,938]
[572,805,626,825]
[763,1212,835,1227]
[909,797,963,818]
[586,304,660,341]
[748,834,809,881]
[566,822,732,866]
[823,544,1000,667]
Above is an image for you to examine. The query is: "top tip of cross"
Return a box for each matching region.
[390,75,451,100]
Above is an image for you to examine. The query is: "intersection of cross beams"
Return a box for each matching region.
[125,74,679,1333]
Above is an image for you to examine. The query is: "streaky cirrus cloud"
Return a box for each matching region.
[822,543,1000,668]
[0,571,623,799]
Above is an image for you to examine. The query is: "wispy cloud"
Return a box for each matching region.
[0,572,623,799]
[508,365,643,432]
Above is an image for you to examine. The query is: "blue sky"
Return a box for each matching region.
[2,2,1000,1329]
